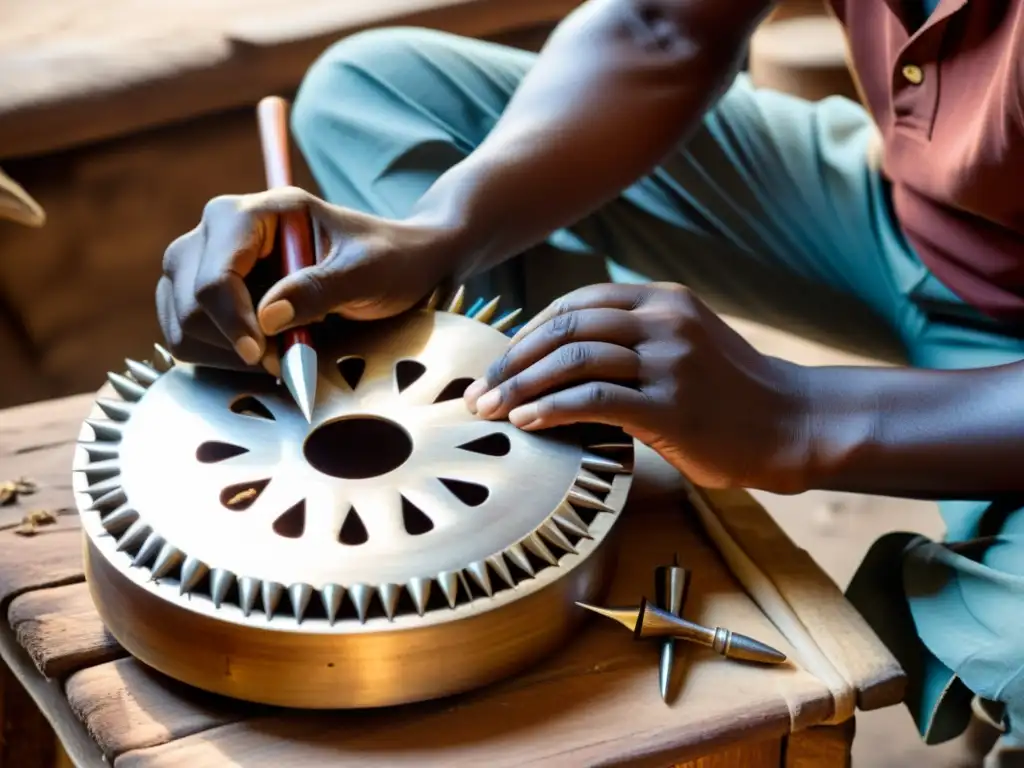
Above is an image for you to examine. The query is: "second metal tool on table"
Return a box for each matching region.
[256,95,318,421]
[655,554,691,703]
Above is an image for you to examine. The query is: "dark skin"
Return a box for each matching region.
[158,0,1024,500]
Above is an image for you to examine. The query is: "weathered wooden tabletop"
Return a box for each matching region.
[0,392,905,767]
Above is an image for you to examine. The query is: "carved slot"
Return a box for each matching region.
[337,356,366,390]
[338,507,369,545]
[456,433,511,457]
[220,478,270,511]
[401,496,434,535]
[230,396,275,420]
[196,441,249,463]
[439,478,489,507]
[395,360,426,392]
[273,500,306,538]
[433,378,475,403]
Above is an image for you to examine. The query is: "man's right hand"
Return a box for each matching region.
[157,186,457,372]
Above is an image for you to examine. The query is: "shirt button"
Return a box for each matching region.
[901,64,924,85]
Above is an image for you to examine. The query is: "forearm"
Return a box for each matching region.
[798,360,1024,499]
[408,0,772,279]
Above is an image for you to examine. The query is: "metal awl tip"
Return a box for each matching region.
[281,342,317,422]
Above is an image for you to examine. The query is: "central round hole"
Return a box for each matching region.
[303,416,413,479]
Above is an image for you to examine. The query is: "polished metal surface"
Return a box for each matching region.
[576,601,787,665]
[655,556,691,703]
[72,293,637,708]
[280,341,317,422]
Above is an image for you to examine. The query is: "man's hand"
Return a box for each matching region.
[157,187,457,372]
[463,283,811,492]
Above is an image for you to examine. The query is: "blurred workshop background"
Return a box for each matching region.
[0,1,965,764]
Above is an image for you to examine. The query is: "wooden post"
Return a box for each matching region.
[0,663,57,768]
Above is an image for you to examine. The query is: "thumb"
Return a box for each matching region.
[257,254,395,334]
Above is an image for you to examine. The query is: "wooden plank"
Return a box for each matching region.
[0,393,92,529]
[0,662,56,768]
[65,659,254,761]
[704,488,905,712]
[1,0,581,160]
[0,619,109,768]
[9,583,124,679]
[783,719,854,767]
[0,522,84,606]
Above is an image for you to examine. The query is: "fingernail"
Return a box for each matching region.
[260,300,295,335]
[475,389,502,417]
[508,404,538,428]
[262,354,281,378]
[234,336,262,366]
[463,379,488,406]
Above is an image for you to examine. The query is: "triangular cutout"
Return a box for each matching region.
[337,357,366,390]
[230,396,274,420]
[272,500,306,538]
[456,433,511,457]
[439,478,489,507]
[395,360,426,392]
[220,478,270,511]
[434,377,475,403]
[338,507,369,545]
[401,496,434,535]
[196,441,249,464]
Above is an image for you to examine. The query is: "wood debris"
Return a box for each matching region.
[14,508,70,537]
[225,487,259,508]
[0,476,38,506]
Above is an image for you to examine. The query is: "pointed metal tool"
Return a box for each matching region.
[655,554,691,704]
[576,600,786,665]
[280,341,317,422]
[257,95,318,422]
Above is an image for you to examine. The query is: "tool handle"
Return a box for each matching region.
[256,96,313,346]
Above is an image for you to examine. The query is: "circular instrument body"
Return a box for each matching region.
[72,298,635,708]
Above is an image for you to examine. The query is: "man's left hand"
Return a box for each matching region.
[463,282,812,493]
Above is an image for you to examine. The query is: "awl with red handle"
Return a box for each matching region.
[256,96,318,422]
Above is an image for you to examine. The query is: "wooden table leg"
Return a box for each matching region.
[784,718,855,767]
[0,663,57,768]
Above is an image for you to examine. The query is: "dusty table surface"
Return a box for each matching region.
[0,390,904,767]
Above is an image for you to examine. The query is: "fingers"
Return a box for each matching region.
[506,382,654,431]
[257,244,392,333]
[161,194,281,368]
[473,342,641,420]
[509,283,653,344]
[156,276,254,369]
[465,308,643,408]
[193,213,268,365]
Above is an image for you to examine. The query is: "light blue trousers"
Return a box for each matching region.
[291,27,1024,745]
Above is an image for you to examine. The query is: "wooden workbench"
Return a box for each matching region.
[0,391,905,767]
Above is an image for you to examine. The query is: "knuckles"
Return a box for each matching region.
[559,342,591,371]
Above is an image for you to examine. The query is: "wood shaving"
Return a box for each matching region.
[14,507,69,537]
[226,488,258,507]
[0,476,38,506]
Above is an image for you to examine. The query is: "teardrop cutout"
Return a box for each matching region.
[272,500,306,538]
[395,360,426,392]
[220,478,270,510]
[439,478,489,507]
[339,507,369,545]
[196,441,250,463]
[401,496,434,535]
[433,377,475,403]
[456,433,511,457]
[230,396,275,420]
[337,356,366,390]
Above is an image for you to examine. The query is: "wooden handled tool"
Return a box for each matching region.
[256,96,318,421]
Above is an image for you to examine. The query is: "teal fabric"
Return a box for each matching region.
[923,0,943,16]
[291,27,1024,744]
